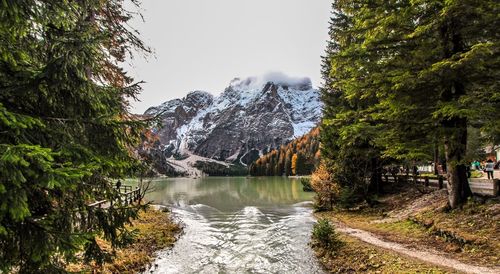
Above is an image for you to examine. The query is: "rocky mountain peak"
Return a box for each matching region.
[185,90,213,106]
[141,73,322,175]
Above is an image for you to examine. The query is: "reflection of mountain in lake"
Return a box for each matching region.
[140,177,314,212]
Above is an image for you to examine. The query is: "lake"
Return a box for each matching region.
[134,176,325,274]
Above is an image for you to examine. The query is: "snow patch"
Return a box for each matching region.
[165,152,232,178]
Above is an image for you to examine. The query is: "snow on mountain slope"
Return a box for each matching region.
[142,73,322,174]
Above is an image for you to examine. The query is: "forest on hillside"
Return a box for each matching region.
[249,128,320,176]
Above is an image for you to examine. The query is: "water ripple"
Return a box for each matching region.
[146,203,325,274]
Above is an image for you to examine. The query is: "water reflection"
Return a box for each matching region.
[141,177,314,212]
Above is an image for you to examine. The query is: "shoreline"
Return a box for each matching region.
[133,175,313,180]
[67,206,182,273]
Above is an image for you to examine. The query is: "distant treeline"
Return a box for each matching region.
[249,128,320,176]
[194,161,248,176]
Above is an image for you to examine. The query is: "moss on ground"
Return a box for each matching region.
[68,207,181,273]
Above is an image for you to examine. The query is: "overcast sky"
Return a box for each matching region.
[124,0,331,114]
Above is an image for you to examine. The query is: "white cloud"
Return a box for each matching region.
[230,71,312,90]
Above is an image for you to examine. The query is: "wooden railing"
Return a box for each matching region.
[383,174,499,196]
[87,185,141,209]
[120,186,141,206]
[383,174,445,189]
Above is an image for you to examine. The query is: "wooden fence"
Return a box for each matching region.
[384,174,499,196]
[87,185,141,209]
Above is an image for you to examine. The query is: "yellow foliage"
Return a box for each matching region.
[311,163,340,209]
[291,153,298,175]
[315,150,321,159]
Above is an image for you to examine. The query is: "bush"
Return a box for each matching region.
[311,163,340,210]
[312,196,330,212]
[301,177,314,192]
[311,219,343,250]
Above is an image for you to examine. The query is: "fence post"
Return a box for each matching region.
[424,176,429,187]
[438,176,444,189]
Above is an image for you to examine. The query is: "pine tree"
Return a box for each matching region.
[321,0,499,208]
[357,0,498,207]
[320,1,386,204]
[0,1,150,271]
[409,0,498,208]
[284,149,293,176]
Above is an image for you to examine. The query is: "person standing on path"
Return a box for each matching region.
[473,160,481,170]
[485,159,494,179]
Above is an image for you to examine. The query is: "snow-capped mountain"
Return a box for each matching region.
[142,73,322,174]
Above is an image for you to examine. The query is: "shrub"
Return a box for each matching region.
[311,219,343,250]
[312,196,330,212]
[311,163,340,210]
[301,177,314,192]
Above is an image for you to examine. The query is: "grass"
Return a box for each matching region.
[313,233,448,273]
[67,207,181,273]
[316,186,500,269]
[411,199,500,266]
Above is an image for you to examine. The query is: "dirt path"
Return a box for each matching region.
[334,222,500,274]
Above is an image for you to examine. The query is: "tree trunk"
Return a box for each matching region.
[443,116,472,208]
[439,23,472,208]
[368,157,382,194]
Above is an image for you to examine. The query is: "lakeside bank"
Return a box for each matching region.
[68,207,181,273]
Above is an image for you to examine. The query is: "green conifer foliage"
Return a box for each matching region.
[0,1,150,272]
[320,1,387,204]
[321,0,499,208]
